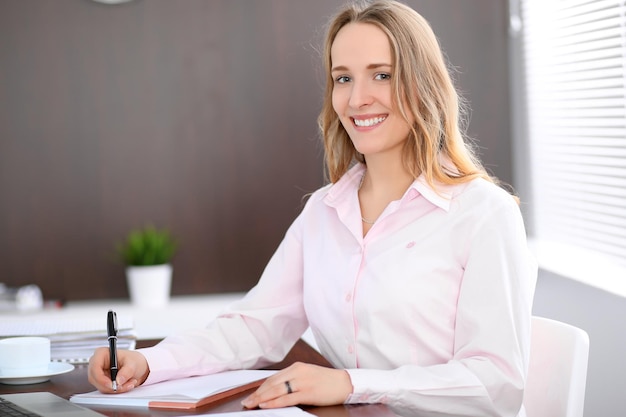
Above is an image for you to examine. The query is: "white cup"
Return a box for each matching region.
[0,336,51,377]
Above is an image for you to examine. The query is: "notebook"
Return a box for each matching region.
[0,392,106,416]
[70,369,277,409]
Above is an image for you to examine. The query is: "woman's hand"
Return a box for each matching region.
[241,362,353,409]
[87,347,150,394]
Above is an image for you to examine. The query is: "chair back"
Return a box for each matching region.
[524,316,589,417]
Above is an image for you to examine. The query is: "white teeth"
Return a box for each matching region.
[353,116,386,127]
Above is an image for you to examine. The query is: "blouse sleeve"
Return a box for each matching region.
[139,215,309,385]
[345,196,537,417]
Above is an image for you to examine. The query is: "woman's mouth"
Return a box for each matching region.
[352,115,387,127]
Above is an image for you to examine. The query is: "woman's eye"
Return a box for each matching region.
[335,75,351,84]
[375,73,391,81]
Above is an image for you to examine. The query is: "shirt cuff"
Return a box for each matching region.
[345,368,388,404]
[137,345,182,386]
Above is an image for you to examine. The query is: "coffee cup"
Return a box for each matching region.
[0,336,51,377]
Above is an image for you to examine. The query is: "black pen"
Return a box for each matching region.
[107,310,119,392]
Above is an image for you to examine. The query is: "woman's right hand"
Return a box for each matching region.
[88,347,150,393]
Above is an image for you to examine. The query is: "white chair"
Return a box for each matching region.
[523,316,590,417]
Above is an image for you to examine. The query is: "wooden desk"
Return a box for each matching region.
[0,339,398,417]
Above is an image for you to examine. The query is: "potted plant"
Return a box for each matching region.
[117,225,177,308]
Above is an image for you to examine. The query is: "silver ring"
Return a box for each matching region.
[285,380,293,394]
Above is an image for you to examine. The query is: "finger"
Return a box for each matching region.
[258,394,299,410]
[242,375,296,409]
[88,348,113,392]
[257,381,300,409]
[116,378,138,393]
[114,359,135,386]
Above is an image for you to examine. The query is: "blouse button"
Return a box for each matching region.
[348,345,354,354]
[345,293,352,302]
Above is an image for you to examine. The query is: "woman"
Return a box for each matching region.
[89,1,537,416]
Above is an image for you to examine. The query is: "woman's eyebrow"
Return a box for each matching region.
[331,63,392,72]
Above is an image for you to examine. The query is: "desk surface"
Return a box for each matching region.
[0,339,398,417]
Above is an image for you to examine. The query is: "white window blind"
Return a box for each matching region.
[520,0,626,292]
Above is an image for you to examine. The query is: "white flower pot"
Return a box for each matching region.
[126,264,172,308]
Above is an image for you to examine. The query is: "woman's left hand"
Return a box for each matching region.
[241,362,353,409]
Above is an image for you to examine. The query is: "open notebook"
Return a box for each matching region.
[70,369,276,410]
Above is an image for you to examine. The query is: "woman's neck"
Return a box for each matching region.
[358,155,415,235]
[360,157,415,201]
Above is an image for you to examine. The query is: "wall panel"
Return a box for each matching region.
[0,0,511,301]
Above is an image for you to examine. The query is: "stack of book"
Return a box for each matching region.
[0,314,136,364]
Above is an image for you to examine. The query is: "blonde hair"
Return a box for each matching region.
[318,0,502,192]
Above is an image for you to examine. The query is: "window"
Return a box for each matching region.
[518,0,626,295]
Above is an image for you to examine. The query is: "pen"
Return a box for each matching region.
[107,310,118,392]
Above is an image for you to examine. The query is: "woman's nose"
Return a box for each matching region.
[348,80,373,108]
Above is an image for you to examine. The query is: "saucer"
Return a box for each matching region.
[0,362,74,385]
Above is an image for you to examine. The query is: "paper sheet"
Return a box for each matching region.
[178,407,314,417]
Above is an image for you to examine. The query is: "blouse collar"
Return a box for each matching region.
[324,163,454,212]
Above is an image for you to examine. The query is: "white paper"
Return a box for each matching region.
[70,369,277,407]
[180,407,315,417]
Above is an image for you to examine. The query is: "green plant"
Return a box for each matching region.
[117,225,177,266]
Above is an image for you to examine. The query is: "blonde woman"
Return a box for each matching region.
[89,1,536,416]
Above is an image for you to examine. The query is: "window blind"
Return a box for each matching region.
[521,0,626,274]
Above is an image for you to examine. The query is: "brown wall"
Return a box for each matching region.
[0,0,511,301]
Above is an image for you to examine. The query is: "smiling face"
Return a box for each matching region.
[330,22,413,160]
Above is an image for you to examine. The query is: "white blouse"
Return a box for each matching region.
[141,163,537,417]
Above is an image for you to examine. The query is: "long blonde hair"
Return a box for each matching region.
[319,0,501,191]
